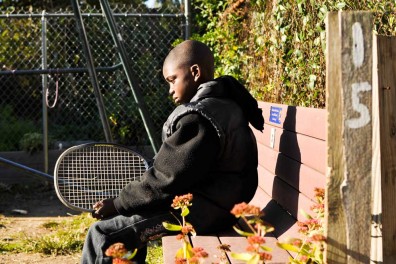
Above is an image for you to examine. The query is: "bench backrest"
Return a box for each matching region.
[162,101,327,263]
[249,101,326,240]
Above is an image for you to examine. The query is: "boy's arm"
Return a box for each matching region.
[113,113,220,215]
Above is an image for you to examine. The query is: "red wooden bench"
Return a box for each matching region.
[162,101,327,263]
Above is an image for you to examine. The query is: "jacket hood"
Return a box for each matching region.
[191,76,264,132]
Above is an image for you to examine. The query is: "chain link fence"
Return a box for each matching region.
[0,4,186,158]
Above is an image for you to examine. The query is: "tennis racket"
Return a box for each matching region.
[54,143,149,212]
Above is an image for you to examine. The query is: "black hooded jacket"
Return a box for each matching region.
[113,76,264,233]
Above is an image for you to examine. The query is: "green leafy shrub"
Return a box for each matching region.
[19,132,44,154]
[193,0,396,108]
[0,105,38,151]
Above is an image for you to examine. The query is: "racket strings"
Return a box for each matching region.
[56,145,147,210]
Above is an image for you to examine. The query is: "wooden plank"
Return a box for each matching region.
[257,164,276,197]
[162,235,182,264]
[219,234,291,264]
[261,199,297,239]
[274,154,325,200]
[271,177,316,221]
[217,235,248,264]
[372,34,396,263]
[250,174,274,209]
[258,102,326,140]
[371,32,382,264]
[247,185,298,242]
[254,125,326,174]
[260,165,315,223]
[258,145,325,200]
[190,235,224,263]
[325,11,347,263]
[257,147,325,202]
[339,11,372,264]
[280,131,325,174]
[326,11,373,263]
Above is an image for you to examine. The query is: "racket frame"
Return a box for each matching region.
[54,142,149,212]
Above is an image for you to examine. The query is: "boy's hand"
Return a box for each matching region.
[92,198,118,220]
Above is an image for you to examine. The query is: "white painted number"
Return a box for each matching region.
[347,82,372,129]
[347,22,371,129]
[352,22,364,68]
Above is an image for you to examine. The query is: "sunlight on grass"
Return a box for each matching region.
[147,240,163,264]
[0,213,95,255]
[0,213,163,261]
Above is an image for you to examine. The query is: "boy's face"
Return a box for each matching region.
[163,62,199,105]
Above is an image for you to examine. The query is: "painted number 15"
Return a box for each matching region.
[347,22,372,129]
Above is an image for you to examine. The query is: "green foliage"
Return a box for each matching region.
[193,0,396,108]
[19,132,54,154]
[0,105,39,151]
[146,240,164,264]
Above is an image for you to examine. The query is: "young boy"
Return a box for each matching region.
[81,40,264,264]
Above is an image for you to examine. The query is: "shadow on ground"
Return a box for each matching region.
[0,180,77,217]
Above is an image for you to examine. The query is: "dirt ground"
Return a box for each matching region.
[0,181,82,264]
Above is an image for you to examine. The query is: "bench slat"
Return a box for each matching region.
[251,188,298,238]
[162,235,182,264]
[254,125,326,174]
[258,102,326,140]
[190,235,223,263]
[257,149,325,201]
[272,176,316,221]
[218,235,291,264]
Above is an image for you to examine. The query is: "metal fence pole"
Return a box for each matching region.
[99,0,160,154]
[70,0,113,143]
[41,11,49,173]
[184,0,191,39]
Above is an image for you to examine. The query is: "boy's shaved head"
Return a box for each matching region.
[163,40,215,80]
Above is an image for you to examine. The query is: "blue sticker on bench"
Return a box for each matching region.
[269,106,282,124]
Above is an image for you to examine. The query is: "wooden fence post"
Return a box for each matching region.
[372,34,396,263]
[326,11,373,264]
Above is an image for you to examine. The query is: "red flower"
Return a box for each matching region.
[174,257,187,264]
[176,234,184,240]
[181,224,195,235]
[112,258,133,264]
[245,245,256,252]
[311,234,326,242]
[105,243,128,259]
[230,202,261,217]
[188,257,199,264]
[192,247,209,258]
[314,188,325,198]
[247,235,266,245]
[292,239,303,246]
[172,194,193,209]
[259,252,273,261]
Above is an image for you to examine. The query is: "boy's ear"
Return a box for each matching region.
[190,64,201,81]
